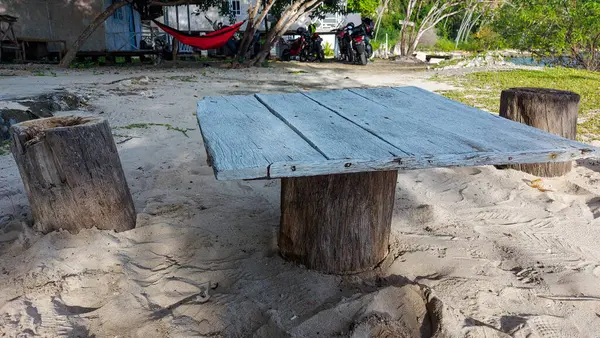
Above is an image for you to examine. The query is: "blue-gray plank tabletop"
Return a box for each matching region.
[196,86,598,180]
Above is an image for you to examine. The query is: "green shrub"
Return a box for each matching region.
[457,40,480,52]
[428,26,505,53]
[0,140,10,156]
[433,37,456,52]
[472,26,505,51]
[371,40,381,51]
[323,41,334,57]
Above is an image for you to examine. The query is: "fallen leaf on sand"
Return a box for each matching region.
[526,178,554,192]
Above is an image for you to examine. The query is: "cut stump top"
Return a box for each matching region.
[11,116,101,152]
[196,86,599,180]
[502,87,581,103]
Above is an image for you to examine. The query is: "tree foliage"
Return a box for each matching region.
[395,0,461,56]
[493,0,600,70]
[347,0,380,17]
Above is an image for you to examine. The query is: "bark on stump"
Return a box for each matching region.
[279,171,398,274]
[499,88,580,177]
[10,116,136,233]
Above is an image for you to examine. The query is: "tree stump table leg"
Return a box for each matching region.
[10,116,136,234]
[279,170,398,274]
[500,87,580,177]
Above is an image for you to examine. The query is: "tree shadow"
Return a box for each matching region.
[499,314,529,333]
[576,157,600,173]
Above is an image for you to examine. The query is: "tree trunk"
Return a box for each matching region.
[235,22,255,63]
[172,35,178,61]
[10,116,136,233]
[499,88,580,177]
[245,8,297,66]
[59,1,128,67]
[279,171,398,274]
[244,0,320,66]
[235,0,261,63]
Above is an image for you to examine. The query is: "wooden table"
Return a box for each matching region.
[196,86,598,274]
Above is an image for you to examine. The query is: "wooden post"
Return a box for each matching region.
[279,171,398,274]
[499,88,580,177]
[10,116,136,234]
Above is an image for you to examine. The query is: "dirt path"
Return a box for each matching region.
[1,62,599,337]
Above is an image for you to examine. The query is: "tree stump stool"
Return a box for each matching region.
[279,171,398,274]
[10,116,136,233]
[499,88,580,177]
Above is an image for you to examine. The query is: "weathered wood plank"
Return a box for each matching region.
[197,95,325,180]
[303,89,491,155]
[255,92,408,159]
[269,147,597,178]
[391,86,586,151]
[197,89,599,180]
[350,87,537,152]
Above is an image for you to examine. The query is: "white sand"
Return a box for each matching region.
[1,62,600,337]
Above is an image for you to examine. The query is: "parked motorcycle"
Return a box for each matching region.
[334,18,374,65]
[333,23,354,62]
[279,27,309,61]
[305,31,325,62]
[280,28,309,61]
[153,34,172,63]
[202,15,261,58]
[279,26,325,62]
[350,18,374,65]
[305,23,324,62]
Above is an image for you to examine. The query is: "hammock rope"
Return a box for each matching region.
[152,19,246,50]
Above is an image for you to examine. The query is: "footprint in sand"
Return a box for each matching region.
[509,315,583,338]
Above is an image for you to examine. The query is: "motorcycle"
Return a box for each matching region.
[152,34,172,63]
[280,26,325,62]
[350,18,374,65]
[201,15,261,58]
[333,18,374,65]
[333,23,354,62]
[304,32,325,62]
[280,27,310,61]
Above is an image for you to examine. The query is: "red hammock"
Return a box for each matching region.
[152,20,246,50]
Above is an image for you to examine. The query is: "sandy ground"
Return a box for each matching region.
[1,61,600,337]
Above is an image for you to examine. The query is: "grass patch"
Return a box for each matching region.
[71,60,98,69]
[114,123,195,137]
[0,140,11,156]
[430,58,462,70]
[433,67,600,140]
[287,70,307,75]
[33,71,47,76]
[166,75,197,82]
